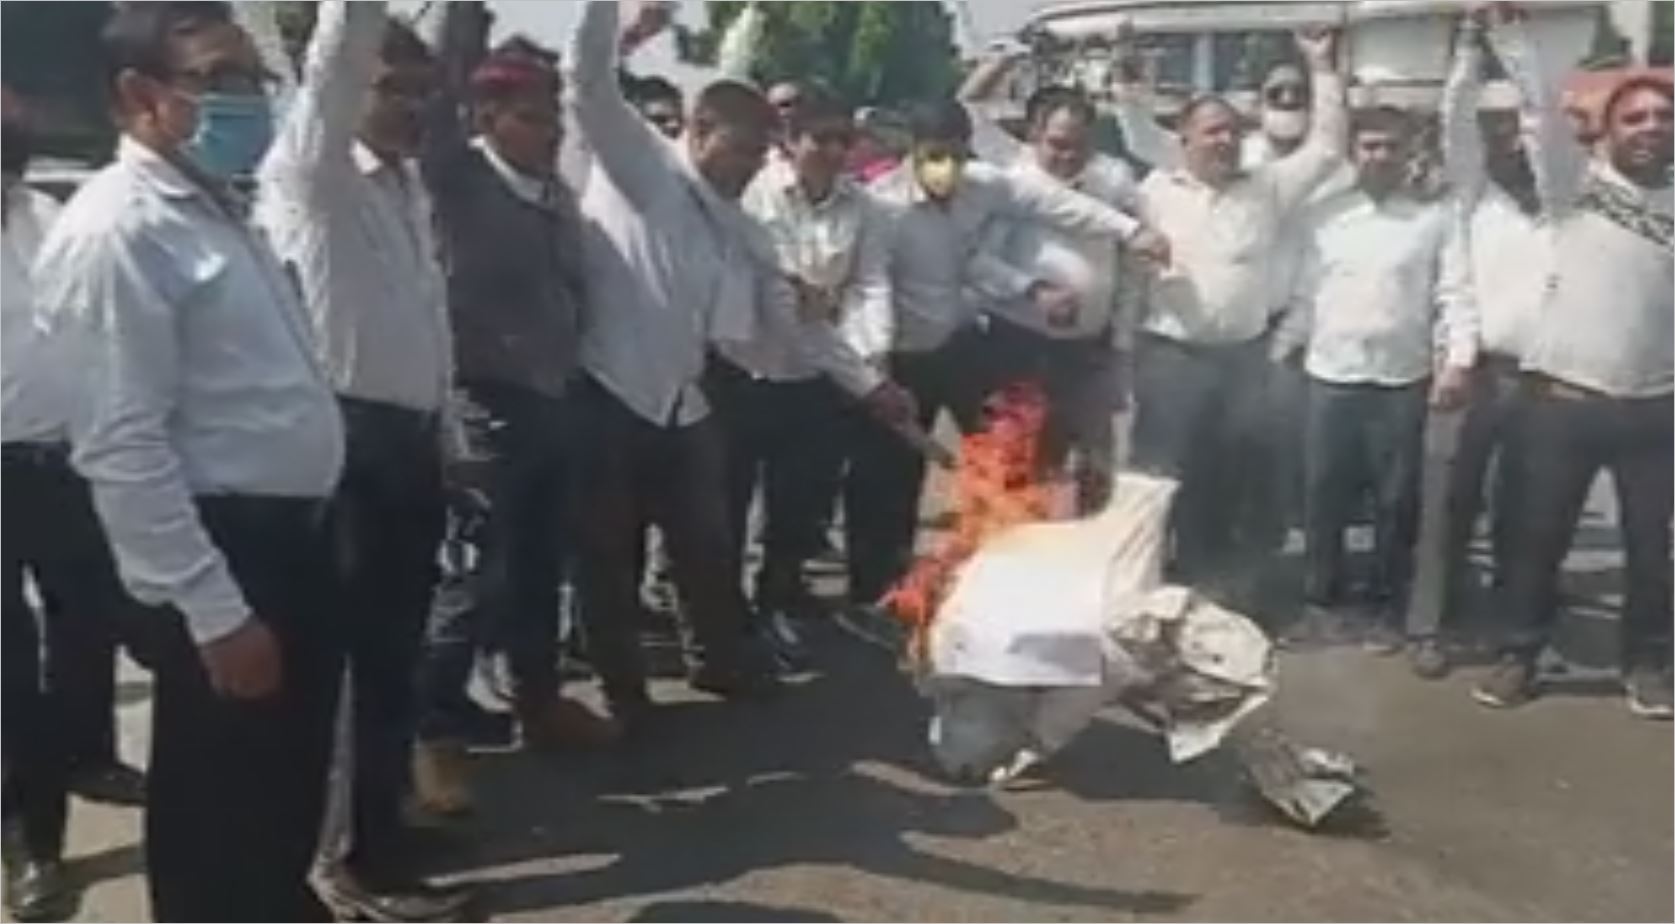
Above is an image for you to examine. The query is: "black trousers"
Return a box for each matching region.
[145,497,341,922]
[569,377,760,703]
[1302,378,1428,608]
[708,362,846,611]
[977,317,1119,514]
[331,398,444,879]
[1131,333,1279,585]
[1406,358,1522,637]
[418,381,571,742]
[846,333,988,605]
[0,444,124,860]
[1496,382,1672,667]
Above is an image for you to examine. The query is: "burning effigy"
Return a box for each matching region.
[879,384,1364,828]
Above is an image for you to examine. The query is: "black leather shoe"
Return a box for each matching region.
[688,660,782,701]
[319,868,473,923]
[69,761,147,807]
[5,858,72,922]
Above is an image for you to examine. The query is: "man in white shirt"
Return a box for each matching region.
[31,5,345,917]
[960,63,1146,513]
[253,3,468,917]
[566,1,899,719]
[1,82,129,921]
[846,97,1167,616]
[724,86,896,665]
[1472,17,1673,718]
[1404,15,1547,679]
[1126,29,1344,603]
[1274,106,1477,651]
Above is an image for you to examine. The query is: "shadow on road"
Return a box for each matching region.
[433,625,1195,918]
[627,898,843,921]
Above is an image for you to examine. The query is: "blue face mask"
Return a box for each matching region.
[182,92,274,180]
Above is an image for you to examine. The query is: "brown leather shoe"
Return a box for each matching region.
[518,696,622,750]
[411,741,473,817]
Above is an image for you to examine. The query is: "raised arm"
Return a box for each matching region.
[1440,15,1488,203]
[961,45,1031,168]
[1486,11,1583,216]
[566,1,683,209]
[259,0,386,201]
[1106,38,1184,170]
[419,1,492,199]
[1265,29,1348,213]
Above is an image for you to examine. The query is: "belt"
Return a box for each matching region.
[1523,373,1604,402]
[0,441,70,466]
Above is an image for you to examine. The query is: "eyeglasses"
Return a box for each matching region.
[1264,83,1309,108]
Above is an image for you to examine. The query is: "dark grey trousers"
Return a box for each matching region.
[1131,333,1279,586]
[1405,359,1522,638]
[1302,378,1428,609]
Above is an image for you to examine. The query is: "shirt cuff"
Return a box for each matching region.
[178,572,253,645]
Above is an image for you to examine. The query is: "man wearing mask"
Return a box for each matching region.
[565,1,901,724]
[1404,11,1547,679]
[32,4,345,917]
[960,52,1149,512]
[411,4,618,820]
[1273,106,1478,653]
[1473,13,1673,718]
[1126,29,1344,604]
[254,2,468,917]
[723,85,899,666]
[843,97,1168,636]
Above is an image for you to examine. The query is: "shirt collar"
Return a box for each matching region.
[470,136,551,207]
[117,135,204,201]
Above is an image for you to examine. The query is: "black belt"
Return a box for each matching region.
[0,441,70,466]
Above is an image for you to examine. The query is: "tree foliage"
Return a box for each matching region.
[677,2,958,107]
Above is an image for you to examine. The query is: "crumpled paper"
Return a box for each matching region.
[918,471,1364,827]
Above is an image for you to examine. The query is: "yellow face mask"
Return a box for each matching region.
[914,152,964,200]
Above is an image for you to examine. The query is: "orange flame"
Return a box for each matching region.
[883,381,1062,662]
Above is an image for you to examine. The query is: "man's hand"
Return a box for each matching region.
[622,1,677,51]
[1431,365,1475,411]
[862,380,918,428]
[1125,226,1171,267]
[1030,280,1082,329]
[199,618,283,701]
[1295,26,1339,71]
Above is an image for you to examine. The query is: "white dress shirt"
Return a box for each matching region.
[868,159,1141,354]
[1492,21,1673,398]
[1284,190,1478,386]
[967,107,1143,343]
[1439,35,1550,361]
[568,1,845,425]
[256,0,452,415]
[1127,73,1347,345]
[33,137,344,644]
[734,158,890,392]
[2,183,65,444]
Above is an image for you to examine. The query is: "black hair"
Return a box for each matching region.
[1351,105,1412,141]
[1603,74,1673,126]
[784,83,850,138]
[692,79,774,137]
[1024,84,1096,131]
[101,1,233,96]
[381,17,433,67]
[906,98,972,145]
[626,73,683,109]
[1177,93,1238,129]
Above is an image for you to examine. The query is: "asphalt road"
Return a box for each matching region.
[35,477,1675,923]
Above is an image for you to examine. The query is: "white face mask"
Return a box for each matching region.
[1261,108,1309,143]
